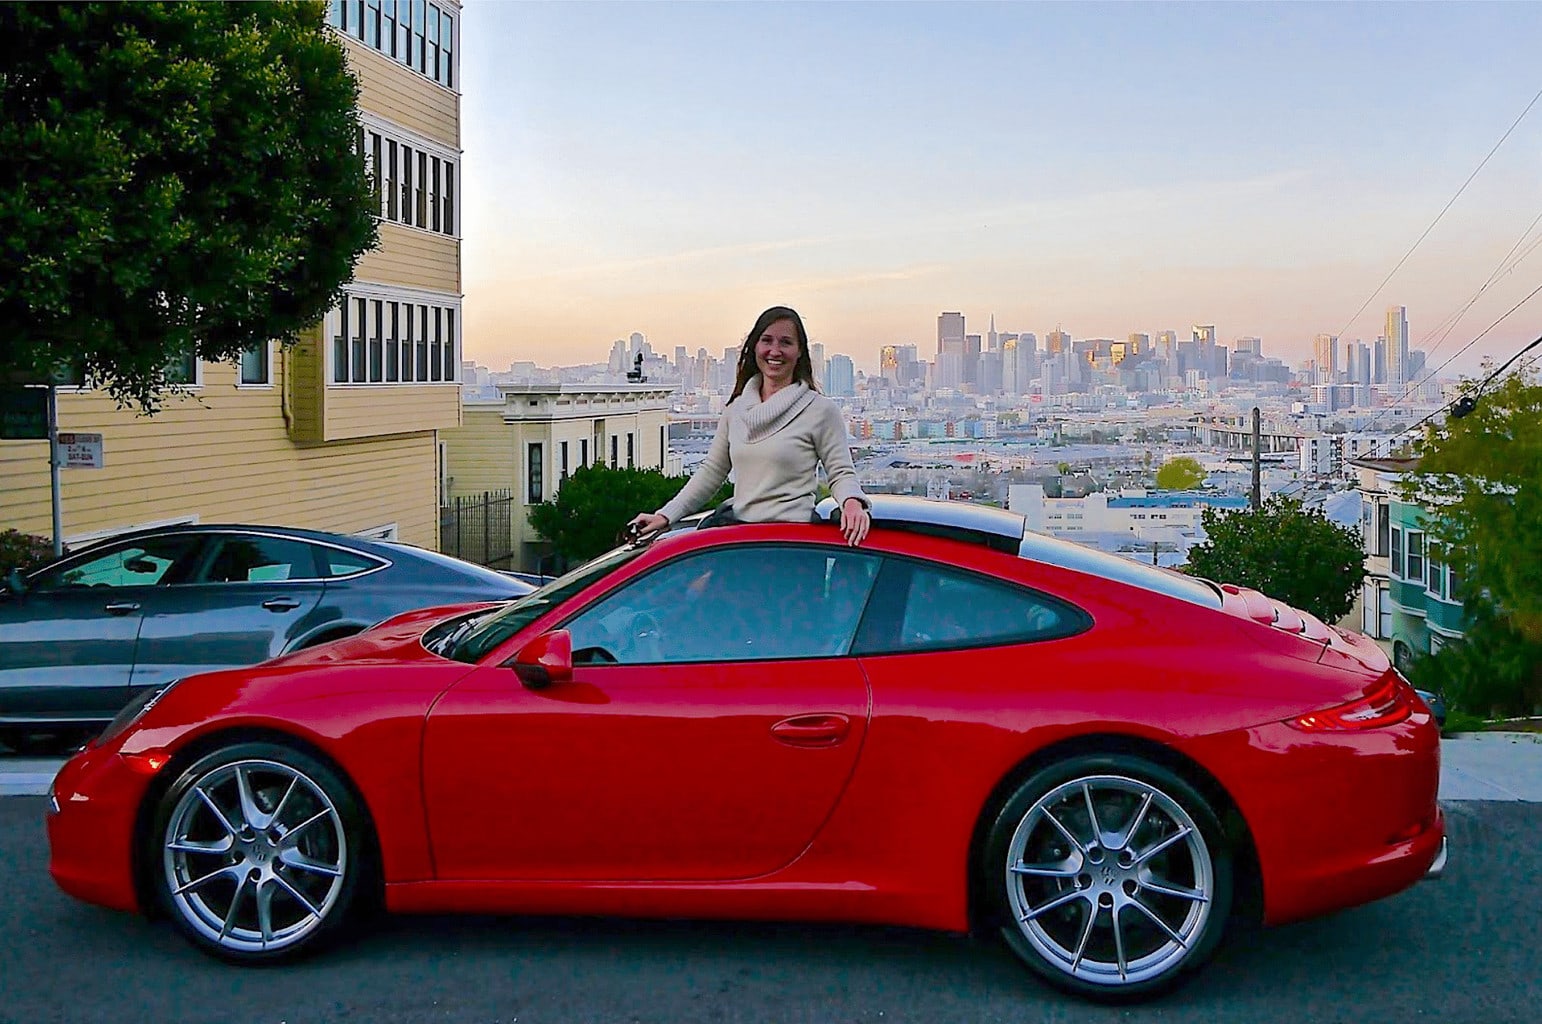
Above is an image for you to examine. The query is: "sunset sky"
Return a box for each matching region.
[458,1,1542,377]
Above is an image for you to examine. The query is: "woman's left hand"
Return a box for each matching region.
[840,498,871,546]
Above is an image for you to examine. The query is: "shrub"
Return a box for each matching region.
[0,529,60,576]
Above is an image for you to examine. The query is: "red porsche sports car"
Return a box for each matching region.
[47,496,1446,1001]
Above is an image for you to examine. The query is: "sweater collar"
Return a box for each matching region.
[731,376,816,443]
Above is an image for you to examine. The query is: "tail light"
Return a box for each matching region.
[1286,672,1416,731]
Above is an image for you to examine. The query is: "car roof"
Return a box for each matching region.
[803,494,1221,609]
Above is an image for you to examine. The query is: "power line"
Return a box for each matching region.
[1331,82,1542,343]
[1358,320,1542,461]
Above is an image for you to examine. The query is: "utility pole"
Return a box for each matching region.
[1250,406,1262,510]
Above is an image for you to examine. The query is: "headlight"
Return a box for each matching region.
[96,679,179,746]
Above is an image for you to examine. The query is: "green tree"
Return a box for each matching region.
[528,464,731,565]
[0,530,62,576]
[1183,495,1367,623]
[1399,371,1542,715]
[0,2,376,410]
[1154,456,1206,490]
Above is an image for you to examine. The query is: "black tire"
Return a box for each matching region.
[982,753,1233,1002]
[150,741,369,964]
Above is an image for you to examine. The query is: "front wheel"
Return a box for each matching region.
[150,741,368,963]
[983,754,1233,1002]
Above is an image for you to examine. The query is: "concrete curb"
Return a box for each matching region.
[1444,731,1542,744]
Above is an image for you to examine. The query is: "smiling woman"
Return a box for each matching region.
[627,305,873,546]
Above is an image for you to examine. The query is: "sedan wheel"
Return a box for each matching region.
[986,755,1233,1001]
[153,742,366,962]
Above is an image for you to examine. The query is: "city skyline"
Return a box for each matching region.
[458,2,1542,379]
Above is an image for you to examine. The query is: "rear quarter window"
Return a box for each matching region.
[853,557,1090,655]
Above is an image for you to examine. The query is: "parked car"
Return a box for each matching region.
[47,496,1444,1002]
[0,524,532,750]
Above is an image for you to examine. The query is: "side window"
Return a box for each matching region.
[563,545,881,665]
[34,535,204,591]
[321,548,384,579]
[853,559,1087,655]
[200,536,323,584]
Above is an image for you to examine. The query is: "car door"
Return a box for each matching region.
[129,532,327,692]
[423,542,883,882]
[0,533,207,723]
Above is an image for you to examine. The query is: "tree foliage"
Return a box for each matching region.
[0,530,62,576]
[0,2,377,411]
[1399,370,1542,715]
[528,464,731,566]
[1154,456,1206,490]
[1183,494,1367,623]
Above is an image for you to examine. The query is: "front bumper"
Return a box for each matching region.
[47,742,154,914]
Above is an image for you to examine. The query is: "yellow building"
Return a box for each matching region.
[0,1,463,548]
[444,384,677,573]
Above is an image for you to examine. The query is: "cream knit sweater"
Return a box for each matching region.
[656,377,868,525]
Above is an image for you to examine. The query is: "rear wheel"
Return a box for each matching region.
[984,754,1233,1001]
[151,741,368,963]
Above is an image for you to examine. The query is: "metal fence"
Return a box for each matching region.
[439,489,514,569]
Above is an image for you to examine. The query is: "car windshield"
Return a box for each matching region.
[443,545,642,663]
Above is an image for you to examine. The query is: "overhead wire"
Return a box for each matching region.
[1345,209,1542,446]
[1328,82,1542,345]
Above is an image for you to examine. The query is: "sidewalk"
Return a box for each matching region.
[1438,731,1542,801]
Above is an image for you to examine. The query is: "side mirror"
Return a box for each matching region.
[511,629,572,689]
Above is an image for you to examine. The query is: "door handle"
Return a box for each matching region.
[103,601,141,616]
[261,597,302,612]
[770,714,851,747]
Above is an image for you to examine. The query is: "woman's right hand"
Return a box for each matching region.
[626,512,668,540]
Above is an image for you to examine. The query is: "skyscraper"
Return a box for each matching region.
[987,314,999,352]
[826,354,855,397]
[1313,333,1338,384]
[937,312,965,356]
[1385,306,1409,391]
[879,345,899,384]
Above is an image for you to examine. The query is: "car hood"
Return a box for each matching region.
[273,601,498,666]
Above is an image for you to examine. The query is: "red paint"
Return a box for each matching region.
[48,521,1444,942]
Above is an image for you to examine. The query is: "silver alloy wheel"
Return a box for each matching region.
[1003,773,1214,988]
[162,758,348,954]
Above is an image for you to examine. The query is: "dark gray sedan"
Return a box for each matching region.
[0,524,532,750]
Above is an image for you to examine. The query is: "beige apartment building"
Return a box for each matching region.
[0,1,463,548]
[444,385,677,573]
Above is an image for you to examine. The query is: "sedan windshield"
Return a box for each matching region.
[443,545,641,663]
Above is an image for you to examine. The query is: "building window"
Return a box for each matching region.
[328,0,455,91]
[1427,559,1445,601]
[626,432,634,469]
[610,435,618,468]
[559,441,569,481]
[326,290,460,386]
[1391,527,1403,580]
[1376,503,1390,557]
[165,350,199,385]
[659,425,666,469]
[369,299,384,382]
[239,343,270,385]
[353,121,458,237]
[1406,531,1424,586]
[527,443,543,504]
[580,438,589,467]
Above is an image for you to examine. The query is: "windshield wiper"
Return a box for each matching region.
[432,613,490,657]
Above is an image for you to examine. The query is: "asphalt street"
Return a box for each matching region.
[2,794,1540,1024]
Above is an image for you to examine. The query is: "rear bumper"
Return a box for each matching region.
[1185,710,1444,927]
[1424,834,1448,881]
